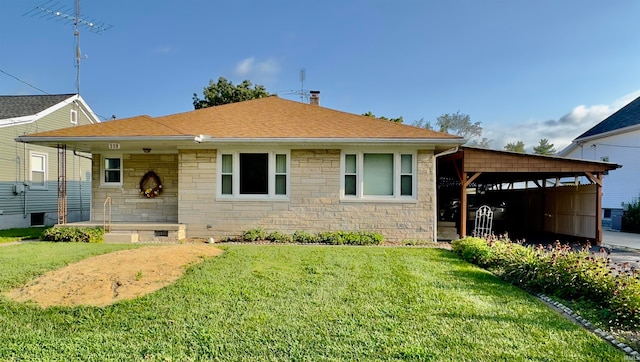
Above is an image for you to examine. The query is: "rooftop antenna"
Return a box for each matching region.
[24,0,112,95]
[289,68,310,102]
[299,68,306,102]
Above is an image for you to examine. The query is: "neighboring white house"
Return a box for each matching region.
[558,96,640,230]
[0,94,100,229]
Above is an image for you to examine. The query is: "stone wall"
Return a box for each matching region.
[92,153,178,223]
[179,149,436,242]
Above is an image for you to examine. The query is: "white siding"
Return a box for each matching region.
[563,129,640,209]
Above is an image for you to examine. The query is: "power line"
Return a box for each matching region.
[0,67,114,121]
[0,68,50,95]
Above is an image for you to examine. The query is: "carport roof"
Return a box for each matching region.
[438,146,621,185]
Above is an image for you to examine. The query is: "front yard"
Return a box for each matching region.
[0,243,627,360]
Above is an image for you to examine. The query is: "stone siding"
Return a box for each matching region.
[92,154,178,223]
[179,149,436,242]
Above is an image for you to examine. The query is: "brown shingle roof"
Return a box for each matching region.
[24,96,461,140]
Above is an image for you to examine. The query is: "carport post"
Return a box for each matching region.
[459,172,482,238]
[585,171,604,246]
[460,173,467,237]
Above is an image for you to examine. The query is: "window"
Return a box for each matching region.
[70,109,78,125]
[345,154,357,196]
[31,212,45,226]
[102,156,122,185]
[341,151,416,200]
[30,152,47,189]
[240,153,268,194]
[218,151,289,198]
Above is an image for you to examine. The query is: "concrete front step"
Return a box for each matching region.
[104,232,139,243]
[437,221,459,241]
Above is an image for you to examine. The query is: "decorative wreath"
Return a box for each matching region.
[140,171,163,198]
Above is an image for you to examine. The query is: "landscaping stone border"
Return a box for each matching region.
[536,293,639,359]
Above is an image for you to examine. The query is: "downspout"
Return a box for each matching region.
[22,141,27,218]
[433,147,459,242]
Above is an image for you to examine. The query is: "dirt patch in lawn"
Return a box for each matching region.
[5,244,223,308]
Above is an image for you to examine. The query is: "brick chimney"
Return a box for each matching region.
[309,90,320,106]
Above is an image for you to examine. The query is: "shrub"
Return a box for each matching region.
[622,194,640,233]
[266,231,293,243]
[451,237,492,266]
[242,228,267,242]
[316,231,384,246]
[40,227,104,243]
[292,230,318,243]
[237,229,384,246]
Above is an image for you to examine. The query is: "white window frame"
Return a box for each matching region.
[100,155,123,187]
[29,152,47,190]
[340,150,417,202]
[70,109,78,125]
[217,150,290,200]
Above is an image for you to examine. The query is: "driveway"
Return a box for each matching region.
[602,230,640,270]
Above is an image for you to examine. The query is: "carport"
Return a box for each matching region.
[436,146,621,245]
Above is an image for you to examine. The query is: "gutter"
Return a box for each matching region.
[434,146,460,158]
[15,135,198,143]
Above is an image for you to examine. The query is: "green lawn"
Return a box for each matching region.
[0,227,49,243]
[0,243,627,361]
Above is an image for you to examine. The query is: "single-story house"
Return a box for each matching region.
[0,94,99,229]
[17,95,466,242]
[558,95,640,230]
[17,95,620,244]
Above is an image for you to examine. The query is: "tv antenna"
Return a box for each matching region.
[291,68,310,102]
[24,0,113,94]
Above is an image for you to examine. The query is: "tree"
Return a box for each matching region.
[533,139,556,155]
[193,76,270,109]
[362,111,403,123]
[415,112,491,148]
[434,112,483,139]
[504,140,525,153]
[468,137,492,149]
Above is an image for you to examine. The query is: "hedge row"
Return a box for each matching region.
[227,228,384,246]
[451,236,640,327]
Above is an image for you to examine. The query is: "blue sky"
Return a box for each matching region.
[2,0,640,151]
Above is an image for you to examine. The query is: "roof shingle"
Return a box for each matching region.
[24,96,462,140]
[576,96,640,140]
[0,94,75,119]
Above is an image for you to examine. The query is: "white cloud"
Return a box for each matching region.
[485,89,640,153]
[235,57,255,76]
[234,57,280,83]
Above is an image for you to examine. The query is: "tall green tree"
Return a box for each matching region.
[504,140,525,153]
[193,76,270,109]
[533,139,556,155]
[415,112,491,148]
[433,112,483,139]
[362,111,403,123]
